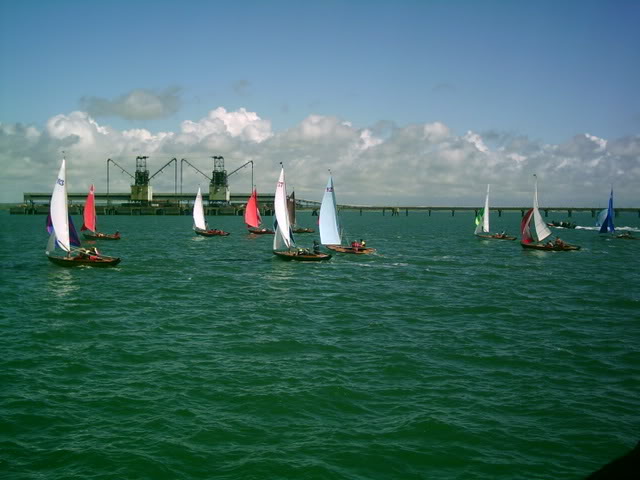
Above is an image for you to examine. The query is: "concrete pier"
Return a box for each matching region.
[9,192,640,217]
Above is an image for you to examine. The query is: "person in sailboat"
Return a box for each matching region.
[555,238,566,247]
[313,240,320,253]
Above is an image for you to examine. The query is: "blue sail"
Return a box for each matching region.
[69,215,82,247]
[599,188,615,234]
[47,213,81,248]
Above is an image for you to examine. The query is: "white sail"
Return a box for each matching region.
[193,187,207,230]
[474,184,490,235]
[533,176,552,242]
[273,166,294,249]
[50,158,71,252]
[319,174,342,245]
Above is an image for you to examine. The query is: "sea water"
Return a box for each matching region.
[1,210,639,479]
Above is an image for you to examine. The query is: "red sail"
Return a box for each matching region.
[520,208,534,244]
[244,189,261,228]
[81,184,96,232]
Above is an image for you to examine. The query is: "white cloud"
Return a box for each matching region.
[180,107,272,143]
[464,131,489,153]
[585,133,607,151]
[1,108,638,208]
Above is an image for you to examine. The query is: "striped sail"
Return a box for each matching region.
[532,177,552,242]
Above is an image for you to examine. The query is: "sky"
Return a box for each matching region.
[1,0,639,207]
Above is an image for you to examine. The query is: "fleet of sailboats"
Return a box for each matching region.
[193,187,230,236]
[520,175,580,251]
[46,158,121,267]
[474,184,516,240]
[43,157,639,267]
[81,184,120,240]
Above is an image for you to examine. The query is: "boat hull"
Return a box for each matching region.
[520,242,581,251]
[547,222,576,229]
[248,228,274,235]
[292,227,315,233]
[326,245,376,254]
[475,234,516,241]
[273,250,332,261]
[47,254,121,267]
[195,228,230,237]
[83,231,120,240]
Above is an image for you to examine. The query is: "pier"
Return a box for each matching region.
[9,192,640,217]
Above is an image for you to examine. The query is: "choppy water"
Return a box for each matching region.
[1,210,639,479]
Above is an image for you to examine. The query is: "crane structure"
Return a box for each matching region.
[180,157,253,205]
[107,156,177,205]
[209,156,229,204]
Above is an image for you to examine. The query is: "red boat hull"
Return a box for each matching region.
[326,245,376,254]
[520,242,580,251]
[248,228,274,235]
[195,229,230,237]
[47,254,121,267]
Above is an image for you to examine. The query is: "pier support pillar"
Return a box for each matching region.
[451,210,455,216]
[544,209,549,217]
[498,209,502,217]
[568,209,572,217]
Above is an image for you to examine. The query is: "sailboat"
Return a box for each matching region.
[520,175,580,251]
[287,190,314,233]
[474,184,516,240]
[596,187,615,235]
[272,164,331,261]
[81,184,121,240]
[597,188,634,239]
[193,187,229,236]
[46,158,121,267]
[319,172,375,254]
[244,188,274,234]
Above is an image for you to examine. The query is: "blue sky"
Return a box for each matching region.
[1,0,639,206]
